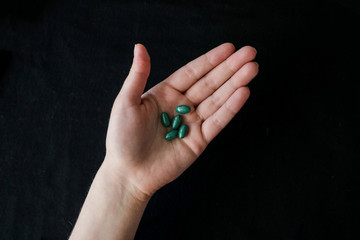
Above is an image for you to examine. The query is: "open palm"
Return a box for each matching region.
[105,43,258,200]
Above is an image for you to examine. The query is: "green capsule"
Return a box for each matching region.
[175,105,191,114]
[165,129,178,141]
[161,112,170,127]
[178,124,188,139]
[172,115,182,129]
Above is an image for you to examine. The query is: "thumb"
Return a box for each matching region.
[120,43,151,106]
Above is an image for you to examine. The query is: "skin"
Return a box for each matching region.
[69,43,258,239]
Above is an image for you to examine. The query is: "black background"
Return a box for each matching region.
[1,0,359,239]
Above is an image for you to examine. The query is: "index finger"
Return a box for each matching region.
[163,43,235,92]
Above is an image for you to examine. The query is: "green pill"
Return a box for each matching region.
[161,112,170,127]
[165,129,178,141]
[178,124,188,139]
[175,105,191,114]
[172,115,182,129]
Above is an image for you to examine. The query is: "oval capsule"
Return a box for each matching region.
[165,129,178,141]
[178,124,188,139]
[175,105,191,114]
[171,115,182,129]
[161,112,170,127]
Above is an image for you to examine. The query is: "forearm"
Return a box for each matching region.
[69,160,150,240]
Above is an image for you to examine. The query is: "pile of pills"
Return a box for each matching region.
[161,105,190,140]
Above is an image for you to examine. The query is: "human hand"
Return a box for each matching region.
[104,43,258,201]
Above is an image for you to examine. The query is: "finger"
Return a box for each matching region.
[196,62,258,120]
[185,46,256,106]
[164,43,235,92]
[201,87,250,143]
[120,44,151,106]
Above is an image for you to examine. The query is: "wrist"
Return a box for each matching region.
[100,155,152,203]
[70,157,150,240]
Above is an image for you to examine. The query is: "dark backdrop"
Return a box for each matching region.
[1,0,359,239]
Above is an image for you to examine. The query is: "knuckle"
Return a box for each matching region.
[184,64,197,79]
[210,93,222,109]
[225,58,237,74]
[204,52,217,67]
[212,115,224,129]
[203,77,218,92]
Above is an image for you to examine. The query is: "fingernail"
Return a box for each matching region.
[134,44,138,56]
[254,61,259,68]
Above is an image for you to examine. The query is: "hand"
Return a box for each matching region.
[70,43,258,239]
[104,43,258,201]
